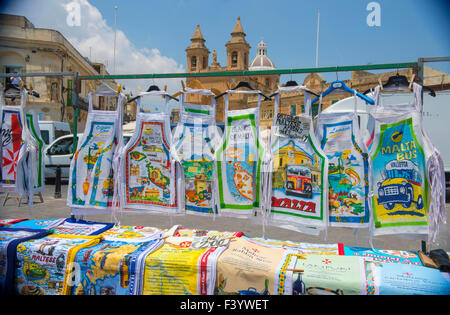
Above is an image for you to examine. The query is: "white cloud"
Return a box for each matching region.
[5,0,185,97]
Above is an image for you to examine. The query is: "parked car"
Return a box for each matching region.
[44,133,132,180]
[38,121,71,148]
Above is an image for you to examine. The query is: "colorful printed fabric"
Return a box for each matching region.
[364,260,450,295]
[11,218,65,230]
[215,236,296,295]
[216,91,264,218]
[293,254,367,295]
[0,90,29,196]
[71,225,162,295]
[0,218,28,227]
[141,233,231,295]
[266,86,328,235]
[316,110,371,228]
[369,85,429,237]
[120,91,180,214]
[25,110,45,193]
[50,218,114,236]
[68,92,125,214]
[172,89,222,216]
[15,234,102,295]
[344,246,422,266]
[0,227,50,295]
[246,236,344,255]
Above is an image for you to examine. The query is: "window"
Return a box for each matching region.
[265,78,271,88]
[51,82,59,101]
[67,79,73,106]
[191,56,197,71]
[290,104,296,116]
[231,52,238,67]
[2,65,23,89]
[48,137,74,155]
[202,56,207,69]
[41,130,50,145]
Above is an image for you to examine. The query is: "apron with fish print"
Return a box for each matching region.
[216,90,265,218]
[369,83,446,243]
[266,86,329,235]
[172,88,222,216]
[67,91,125,215]
[315,92,371,229]
[118,91,181,215]
[0,89,33,200]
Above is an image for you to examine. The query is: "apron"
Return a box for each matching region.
[369,83,445,242]
[0,89,31,200]
[67,91,125,215]
[215,90,265,218]
[315,92,371,229]
[266,86,329,235]
[118,91,181,215]
[25,108,45,195]
[172,88,222,216]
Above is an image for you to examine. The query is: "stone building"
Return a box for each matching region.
[184,17,280,122]
[0,14,136,131]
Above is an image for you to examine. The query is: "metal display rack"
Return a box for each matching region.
[1,56,448,251]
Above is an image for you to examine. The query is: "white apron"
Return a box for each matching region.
[0,89,31,199]
[67,91,125,215]
[25,108,45,195]
[315,92,371,229]
[266,86,329,235]
[171,88,222,216]
[369,83,445,244]
[118,91,181,215]
[215,90,265,218]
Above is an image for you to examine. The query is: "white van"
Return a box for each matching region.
[38,121,71,148]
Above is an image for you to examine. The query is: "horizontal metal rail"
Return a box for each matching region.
[0,71,74,78]
[78,62,418,80]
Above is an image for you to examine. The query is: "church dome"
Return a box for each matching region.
[249,40,276,70]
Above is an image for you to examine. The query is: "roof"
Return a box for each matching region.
[249,40,276,70]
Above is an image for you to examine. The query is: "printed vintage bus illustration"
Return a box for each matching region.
[372,118,427,229]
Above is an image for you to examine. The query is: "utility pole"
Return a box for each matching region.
[315,9,320,68]
[113,5,118,73]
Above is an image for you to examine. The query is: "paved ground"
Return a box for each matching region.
[1,182,448,252]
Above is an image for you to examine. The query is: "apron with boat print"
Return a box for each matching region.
[67,91,125,214]
[216,90,264,218]
[118,91,180,215]
[266,86,329,235]
[315,92,371,228]
[172,88,222,216]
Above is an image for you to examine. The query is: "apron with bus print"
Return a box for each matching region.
[119,91,180,215]
[369,83,445,241]
[172,88,222,216]
[215,90,265,218]
[266,86,328,235]
[67,91,125,214]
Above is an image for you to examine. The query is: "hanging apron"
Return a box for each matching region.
[67,91,125,215]
[315,92,371,229]
[25,108,45,195]
[266,86,329,235]
[118,91,181,215]
[0,89,31,199]
[215,90,265,218]
[172,88,222,216]
[369,83,445,242]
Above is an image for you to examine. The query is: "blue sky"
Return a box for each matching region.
[1,0,449,86]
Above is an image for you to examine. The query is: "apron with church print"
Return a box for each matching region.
[369,83,445,242]
[172,88,222,216]
[119,91,180,215]
[315,92,371,228]
[216,90,265,218]
[67,91,125,214]
[266,86,329,235]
